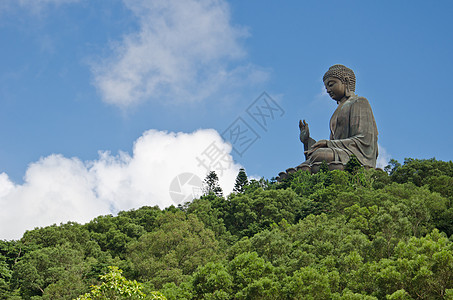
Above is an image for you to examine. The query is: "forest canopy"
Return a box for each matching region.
[1,158,453,299]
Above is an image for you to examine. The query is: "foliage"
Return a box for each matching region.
[345,154,362,175]
[233,168,249,194]
[127,211,219,288]
[12,244,88,299]
[1,157,453,299]
[0,254,12,299]
[203,171,223,197]
[191,262,232,299]
[75,266,165,300]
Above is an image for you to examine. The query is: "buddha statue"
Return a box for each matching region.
[278,64,378,179]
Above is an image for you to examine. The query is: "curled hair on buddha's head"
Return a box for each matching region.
[323,64,356,92]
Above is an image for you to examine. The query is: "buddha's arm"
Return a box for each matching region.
[303,138,316,160]
[299,120,317,159]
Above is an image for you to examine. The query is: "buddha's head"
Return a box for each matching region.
[323,64,356,101]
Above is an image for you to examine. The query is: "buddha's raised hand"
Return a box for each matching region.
[299,119,310,144]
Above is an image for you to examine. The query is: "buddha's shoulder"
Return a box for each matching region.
[349,95,371,105]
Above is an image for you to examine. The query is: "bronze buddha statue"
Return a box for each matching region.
[278,64,378,179]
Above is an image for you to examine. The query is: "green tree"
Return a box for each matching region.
[85,215,142,258]
[345,154,362,175]
[244,178,272,194]
[384,159,401,175]
[12,244,88,299]
[389,158,453,187]
[320,160,329,173]
[160,281,193,300]
[75,266,165,300]
[233,168,249,194]
[224,189,303,237]
[0,254,12,298]
[191,262,233,299]
[283,266,336,299]
[373,229,453,299]
[116,206,163,232]
[127,212,219,288]
[228,252,278,298]
[185,196,235,249]
[203,171,223,197]
[21,222,90,250]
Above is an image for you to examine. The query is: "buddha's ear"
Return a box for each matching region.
[344,76,352,97]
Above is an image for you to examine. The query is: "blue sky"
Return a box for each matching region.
[1,0,452,239]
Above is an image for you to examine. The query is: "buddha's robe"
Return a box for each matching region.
[310,95,378,167]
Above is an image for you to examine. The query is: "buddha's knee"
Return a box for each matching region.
[310,148,334,162]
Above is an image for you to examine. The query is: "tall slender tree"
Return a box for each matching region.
[233,168,248,193]
[203,171,223,197]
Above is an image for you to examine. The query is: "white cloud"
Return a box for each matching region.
[376,143,391,169]
[92,0,268,107]
[0,129,242,240]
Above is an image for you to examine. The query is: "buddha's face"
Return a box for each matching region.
[324,77,345,101]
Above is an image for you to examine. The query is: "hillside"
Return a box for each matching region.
[1,158,453,299]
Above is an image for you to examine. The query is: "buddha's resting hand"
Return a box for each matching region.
[299,119,310,144]
[305,139,328,156]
